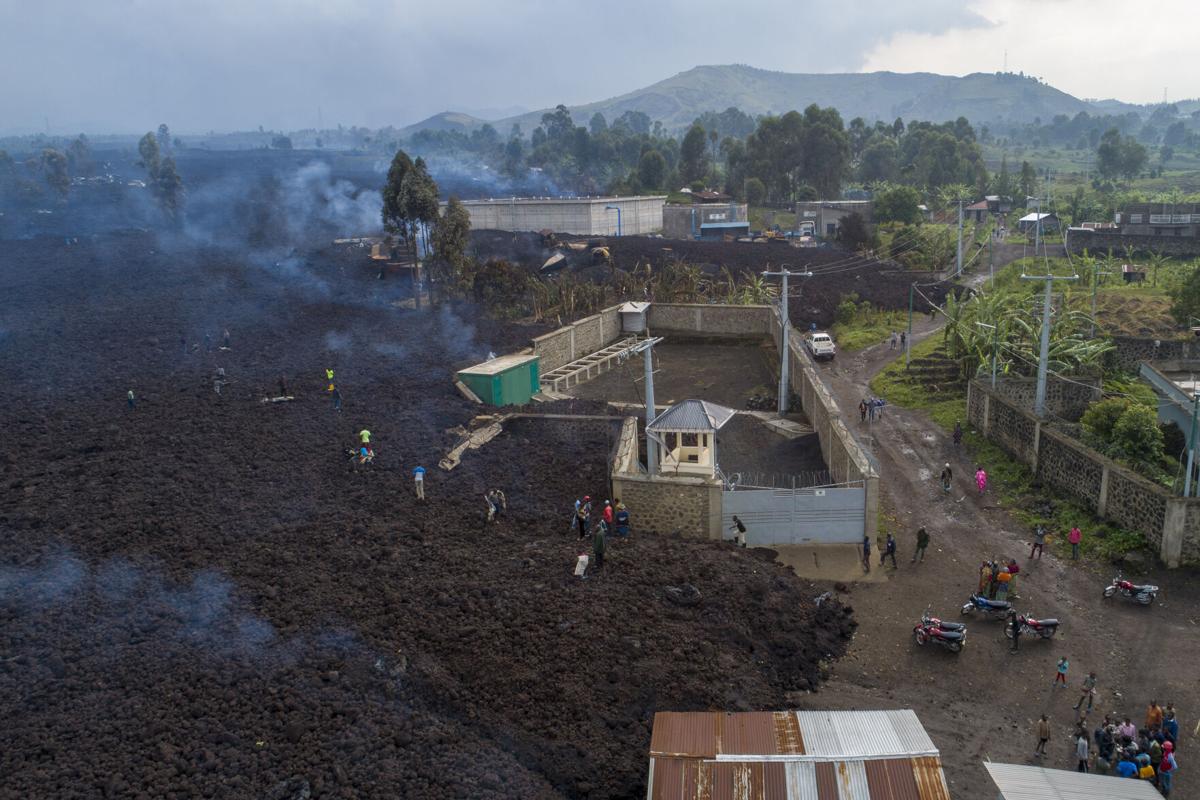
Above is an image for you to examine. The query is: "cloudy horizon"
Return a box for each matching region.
[2,0,1196,136]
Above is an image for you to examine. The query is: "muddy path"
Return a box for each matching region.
[802,270,1200,797]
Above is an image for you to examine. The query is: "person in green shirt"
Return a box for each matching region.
[592,520,607,569]
[358,429,371,445]
[912,527,930,563]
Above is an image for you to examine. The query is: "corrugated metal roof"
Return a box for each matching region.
[649,711,948,800]
[620,301,651,313]
[647,400,737,433]
[795,710,935,759]
[983,762,1163,800]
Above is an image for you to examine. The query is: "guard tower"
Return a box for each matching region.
[646,399,735,478]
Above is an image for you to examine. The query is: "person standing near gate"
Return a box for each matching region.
[729,515,747,547]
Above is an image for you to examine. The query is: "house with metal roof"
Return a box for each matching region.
[646,399,736,478]
[983,762,1163,800]
[647,709,950,799]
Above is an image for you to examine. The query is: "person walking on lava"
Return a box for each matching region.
[326,368,335,391]
[413,465,426,501]
[485,489,506,523]
[729,515,747,547]
[358,428,372,454]
[127,389,136,410]
[576,496,591,539]
[592,518,607,569]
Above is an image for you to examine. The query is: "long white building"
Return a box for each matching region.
[448,195,665,236]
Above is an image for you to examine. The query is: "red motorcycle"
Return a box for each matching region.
[1102,575,1158,606]
[1003,614,1059,640]
[914,611,966,653]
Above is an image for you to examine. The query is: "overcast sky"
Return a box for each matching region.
[2,0,1195,135]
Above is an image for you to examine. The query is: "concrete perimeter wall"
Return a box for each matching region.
[531,305,623,372]
[647,303,775,338]
[776,317,879,539]
[967,379,1200,566]
[455,196,666,236]
[610,417,723,539]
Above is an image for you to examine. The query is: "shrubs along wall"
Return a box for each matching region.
[968,379,1195,566]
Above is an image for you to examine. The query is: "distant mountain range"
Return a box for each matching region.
[400,64,1175,139]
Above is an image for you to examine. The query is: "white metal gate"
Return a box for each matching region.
[721,482,865,545]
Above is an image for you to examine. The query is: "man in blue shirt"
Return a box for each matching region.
[413,465,426,501]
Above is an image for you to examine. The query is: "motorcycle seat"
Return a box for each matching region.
[978,597,1011,609]
[937,620,966,630]
[1132,585,1156,593]
[1034,618,1059,626]
[936,629,964,640]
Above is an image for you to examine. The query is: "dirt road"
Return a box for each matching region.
[799,306,1200,797]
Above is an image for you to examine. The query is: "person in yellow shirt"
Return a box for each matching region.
[326,368,335,391]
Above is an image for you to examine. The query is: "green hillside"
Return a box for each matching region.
[406,65,1100,138]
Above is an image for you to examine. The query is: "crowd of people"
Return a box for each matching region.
[570,496,632,575]
[1057,700,1183,793]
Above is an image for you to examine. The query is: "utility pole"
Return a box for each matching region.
[1185,393,1200,497]
[1021,271,1080,417]
[956,199,964,277]
[1089,257,1114,338]
[906,283,914,369]
[988,226,995,289]
[624,337,664,474]
[763,266,813,414]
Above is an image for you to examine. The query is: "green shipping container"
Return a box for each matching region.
[456,353,540,406]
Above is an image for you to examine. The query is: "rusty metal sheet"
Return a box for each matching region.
[835,760,870,800]
[814,762,838,800]
[650,757,678,800]
[652,712,721,758]
[785,761,819,800]
[910,757,951,800]
[723,712,778,756]
[864,758,921,800]
[761,762,787,800]
[772,711,805,755]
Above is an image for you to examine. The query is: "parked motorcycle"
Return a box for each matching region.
[1102,575,1158,606]
[960,593,1013,619]
[914,611,966,653]
[1003,613,1059,639]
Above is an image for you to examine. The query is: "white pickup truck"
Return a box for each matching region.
[805,331,836,361]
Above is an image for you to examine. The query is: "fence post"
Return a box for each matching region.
[1097,465,1110,517]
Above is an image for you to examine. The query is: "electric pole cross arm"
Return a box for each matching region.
[762,266,813,415]
[1020,272,1080,418]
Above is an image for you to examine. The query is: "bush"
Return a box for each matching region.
[835,292,860,325]
[1110,404,1165,471]
[1081,397,1129,445]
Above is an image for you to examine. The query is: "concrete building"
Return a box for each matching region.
[662,202,749,240]
[1115,202,1200,238]
[448,195,665,236]
[795,200,874,238]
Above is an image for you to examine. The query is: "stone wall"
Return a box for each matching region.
[647,303,774,338]
[1109,336,1196,373]
[610,417,723,538]
[1066,230,1200,258]
[531,305,623,373]
[989,375,1101,421]
[967,379,1198,566]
